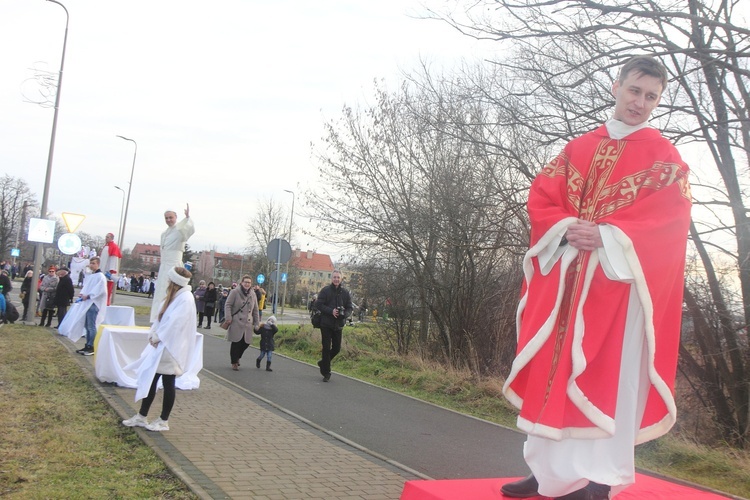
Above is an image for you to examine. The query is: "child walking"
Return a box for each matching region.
[256,315,278,371]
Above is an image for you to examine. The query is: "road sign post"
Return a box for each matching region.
[266,239,291,315]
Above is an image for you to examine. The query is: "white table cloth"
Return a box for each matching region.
[103,305,135,326]
[94,325,203,390]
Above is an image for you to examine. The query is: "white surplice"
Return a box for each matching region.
[150,217,194,322]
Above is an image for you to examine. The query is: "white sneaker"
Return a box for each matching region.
[122,413,148,427]
[145,417,169,432]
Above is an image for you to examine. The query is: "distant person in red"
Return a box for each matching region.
[100,232,122,305]
[500,55,691,499]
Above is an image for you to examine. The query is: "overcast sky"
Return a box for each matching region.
[1,0,491,258]
[6,2,744,262]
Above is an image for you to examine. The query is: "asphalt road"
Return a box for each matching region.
[16,287,531,480]
[200,334,530,479]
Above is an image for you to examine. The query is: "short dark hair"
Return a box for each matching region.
[619,55,668,92]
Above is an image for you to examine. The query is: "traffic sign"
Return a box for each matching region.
[58,233,82,255]
[61,212,86,233]
[266,238,292,263]
[257,274,265,284]
[281,272,287,283]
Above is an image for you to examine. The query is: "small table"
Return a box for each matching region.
[94,325,203,390]
[103,305,135,326]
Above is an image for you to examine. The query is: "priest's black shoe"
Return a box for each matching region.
[501,474,539,498]
[555,482,610,500]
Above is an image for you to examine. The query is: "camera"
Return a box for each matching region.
[336,306,346,317]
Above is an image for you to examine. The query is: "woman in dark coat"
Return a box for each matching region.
[20,270,33,322]
[193,280,207,328]
[53,267,76,328]
[203,282,217,330]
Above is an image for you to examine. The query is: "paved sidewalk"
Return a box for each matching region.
[62,337,420,500]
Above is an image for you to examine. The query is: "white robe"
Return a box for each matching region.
[69,256,90,286]
[59,270,107,342]
[150,217,194,322]
[100,245,120,275]
[127,287,197,401]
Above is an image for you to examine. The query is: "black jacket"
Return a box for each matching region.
[315,283,353,330]
[54,274,75,307]
[0,273,11,297]
[20,277,32,306]
[204,288,218,308]
[258,323,278,351]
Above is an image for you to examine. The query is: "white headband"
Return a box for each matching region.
[168,267,190,287]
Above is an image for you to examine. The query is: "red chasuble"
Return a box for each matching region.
[503,125,691,444]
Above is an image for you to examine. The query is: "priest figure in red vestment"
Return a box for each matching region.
[100,232,122,306]
[501,56,692,500]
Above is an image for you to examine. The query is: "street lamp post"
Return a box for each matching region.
[115,136,137,251]
[114,136,137,305]
[110,185,125,304]
[32,0,69,291]
[281,189,295,316]
[114,186,125,246]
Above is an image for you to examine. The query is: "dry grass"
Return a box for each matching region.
[0,324,197,499]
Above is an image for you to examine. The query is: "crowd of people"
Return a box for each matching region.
[119,273,156,297]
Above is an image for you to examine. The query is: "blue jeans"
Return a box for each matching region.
[85,303,99,348]
[257,350,272,362]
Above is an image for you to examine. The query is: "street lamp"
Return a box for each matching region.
[114,186,125,246]
[32,0,69,289]
[113,136,136,305]
[281,189,295,316]
[115,135,137,251]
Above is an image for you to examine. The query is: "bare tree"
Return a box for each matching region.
[77,232,105,253]
[431,0,750,446]
[246,197,291,287]
[0,175,37,262]
[307,74,529,371]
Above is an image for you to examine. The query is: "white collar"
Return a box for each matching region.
[605,118,652,140]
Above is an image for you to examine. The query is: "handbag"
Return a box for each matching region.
[19,291,26,301]
[44,292,57,310]
[220,295,252,330]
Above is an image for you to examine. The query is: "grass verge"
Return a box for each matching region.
[0,324,197,499]
[266,321,750,499]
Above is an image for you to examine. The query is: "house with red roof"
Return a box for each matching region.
[291,249,334,295]
[131,243,161,266]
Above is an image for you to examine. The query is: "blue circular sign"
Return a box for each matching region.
[257,274,265,284]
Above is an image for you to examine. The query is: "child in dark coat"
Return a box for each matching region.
[256,315,278,371]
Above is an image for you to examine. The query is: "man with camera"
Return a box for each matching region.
[314,270,353,382]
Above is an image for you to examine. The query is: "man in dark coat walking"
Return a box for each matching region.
[314,270,353,382]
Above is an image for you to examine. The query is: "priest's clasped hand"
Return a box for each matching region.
[565,219,603,251]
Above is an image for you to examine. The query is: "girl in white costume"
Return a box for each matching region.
[122,267,197,432]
